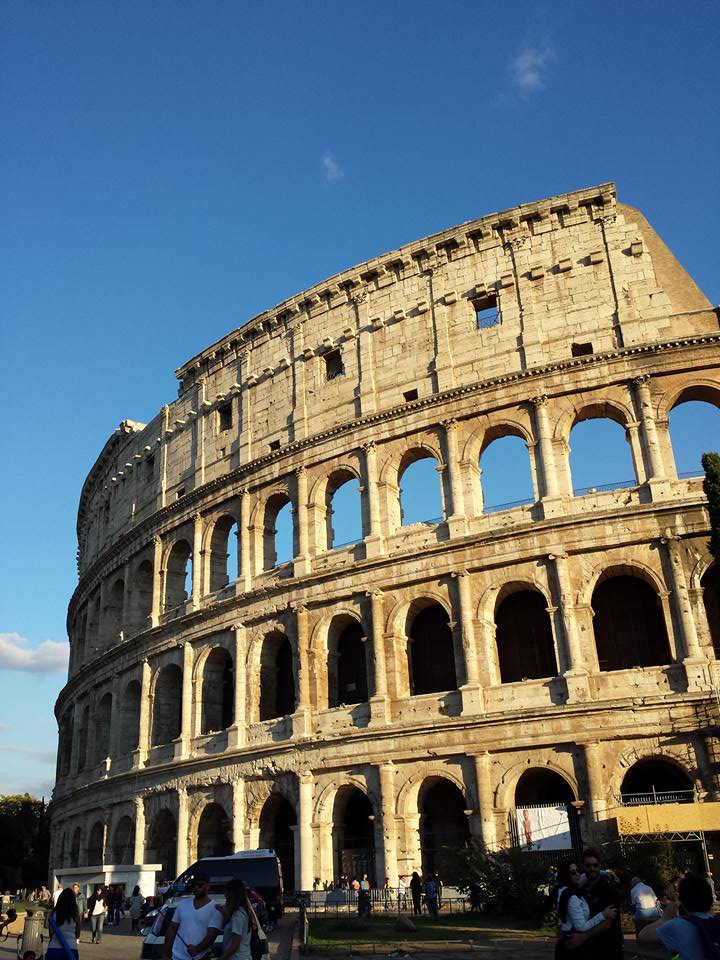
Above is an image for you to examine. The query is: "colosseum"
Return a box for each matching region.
[50,181,720,895]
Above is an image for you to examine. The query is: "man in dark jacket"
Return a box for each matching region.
[582,848,623,960]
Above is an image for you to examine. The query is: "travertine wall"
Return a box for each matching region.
[51,183,720,889]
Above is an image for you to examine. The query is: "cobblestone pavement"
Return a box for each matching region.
[0,912,296,960]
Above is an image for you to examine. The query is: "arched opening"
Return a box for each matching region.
[57,832,66,868]
[399,453,443,526]
[480,434,534,511]
[75,610,87,667]
[87,821,104,865]
[70,827,81,868]
[209,515,239,592]
[146,809,177,880]
[111,816,134,865]
[408,603,457,695]
[326,473,363,549]
[569,415,635,494]
[621,758,694,804]
[201,647,234,733]
[333,787,375,885]
[702,565,720,657]
[59,713,73,778]
[513,769,577,852]
[197,803,232,859]
[669,396,720,477]
[77,704,90,773]
[131,559,153,635]
[264,494,293,569]
[495,589,558,683]
[329,618,368,707]
[165,539,192,610]
[87,595,100,657]
[259,794,297,891]
[95,692,113,762]
[259,633,295,721]
[151,664,183,745]
[103,578,125,646]
[592,574,671,671]
[118,680,141,754]
[419,778,470,883]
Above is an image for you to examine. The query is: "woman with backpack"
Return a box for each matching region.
[45,887,81,960]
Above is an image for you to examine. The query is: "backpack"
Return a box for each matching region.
[682,914,720,959]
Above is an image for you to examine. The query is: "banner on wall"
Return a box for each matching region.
[516,804,572,850]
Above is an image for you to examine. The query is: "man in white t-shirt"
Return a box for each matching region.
[163,874,223,960]
[53,882,63,905]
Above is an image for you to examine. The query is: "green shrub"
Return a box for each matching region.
[453,842,549,921]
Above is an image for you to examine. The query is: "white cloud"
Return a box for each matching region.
[0,632,68,673]
[5,745,58,764]
[322,154,343,181]
[509,42,555,93]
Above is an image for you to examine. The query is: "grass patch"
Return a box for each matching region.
[305,912,548,951]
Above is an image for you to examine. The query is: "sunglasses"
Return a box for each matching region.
[584,862,600,869]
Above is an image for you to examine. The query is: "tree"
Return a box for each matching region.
[703,453,720,564]
[453,841,549,920]
[0,794,50,890]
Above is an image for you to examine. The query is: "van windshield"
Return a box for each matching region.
[175,857,280,893]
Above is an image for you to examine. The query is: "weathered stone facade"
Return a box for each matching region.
[51,182,720,890]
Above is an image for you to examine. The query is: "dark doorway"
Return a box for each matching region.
[495,590,557,682]
[197,803,232,859]
[146,809,177,881]
[259,793,297,891]
[333,788,375,884]
[332,620,368,706]
[419,778,469,883]
[408,604,457,694]
[260,634,296,720]
[592,575,671,670]
[620,759,694,804]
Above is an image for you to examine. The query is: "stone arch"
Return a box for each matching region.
[95,691,113,761]
[581,559,667,608]
[494,583,558,683]
[196,801,232,859]
[494,758,578,811]
[208,513,239,592]
[77,702,90,772]
[70,826,82,867]
[397,446,445,527]
[406,598,457,695]
[555,397,635,442]
[314,775,371,825]
[260,488,294,569]
[418,776,471,881]
[591,570,671,671]
[103,577,125,646]
[325,613,369,708]
[566,401,637,493]
[610,744,698,800]
[659,380,720,422]
[701,564,720,657]
[119,679,141,754]
[479,427,536,511]
[668,389,720,477]
[396,765,468,821]
[58,712,74,778]
[145,808,177,880]
[151,663,183,745]
[332,784,376,884]
[130,558,153,635]
[165,538,192,610]
[200,645,234,733]
[620,755,695,803]
[258,631,295,721]
[111,815,134,864]
[323,467,364,550]
[86,820,105,865]
[259,793,297,892]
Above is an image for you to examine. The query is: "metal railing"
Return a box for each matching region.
[618,788,696,806]
[573,479,637,496]
[484,496,534,513]
[678,469,704,479]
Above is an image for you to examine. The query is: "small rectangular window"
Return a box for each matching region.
[324,349,344,381]
[403,388,419,402]
[269,440,281,451]
[571,342,593,357]
[474,293,500,329]
[176,487,186,499]
[144,455,155,483]
[218,401,233,432]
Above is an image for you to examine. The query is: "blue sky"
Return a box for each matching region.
[1,1,719,797]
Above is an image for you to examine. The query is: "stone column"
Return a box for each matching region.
[97,578,108,650]
[292,604,312,737]
[583,742,608,841]
[362,442,384,557]
[294,468,311,576]
[625,420,647,484]
[232,779,246,851]
[368,589,389,724]
[661,532,707,688]
[473,753,496,850]
[176,786,189,875]
[192,513,203,608]
[176,642,194,757]
[531,395,561,515]
[108,673,122,764]
[240,488,252,591]
[453,571,483,714]
[633,375,665,479]
[133,796,145,865]
[548,553,590,701]
[298,771,314,891]
[442,420,467,536]
[69,702,82,778]
[378,763,399,887]
[150,536,163,627]
[135,658,152,767]
[228,623,247,748]
[702,736,720,800]
[85,693,98,772]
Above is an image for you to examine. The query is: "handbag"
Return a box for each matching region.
[247,902,270,960]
